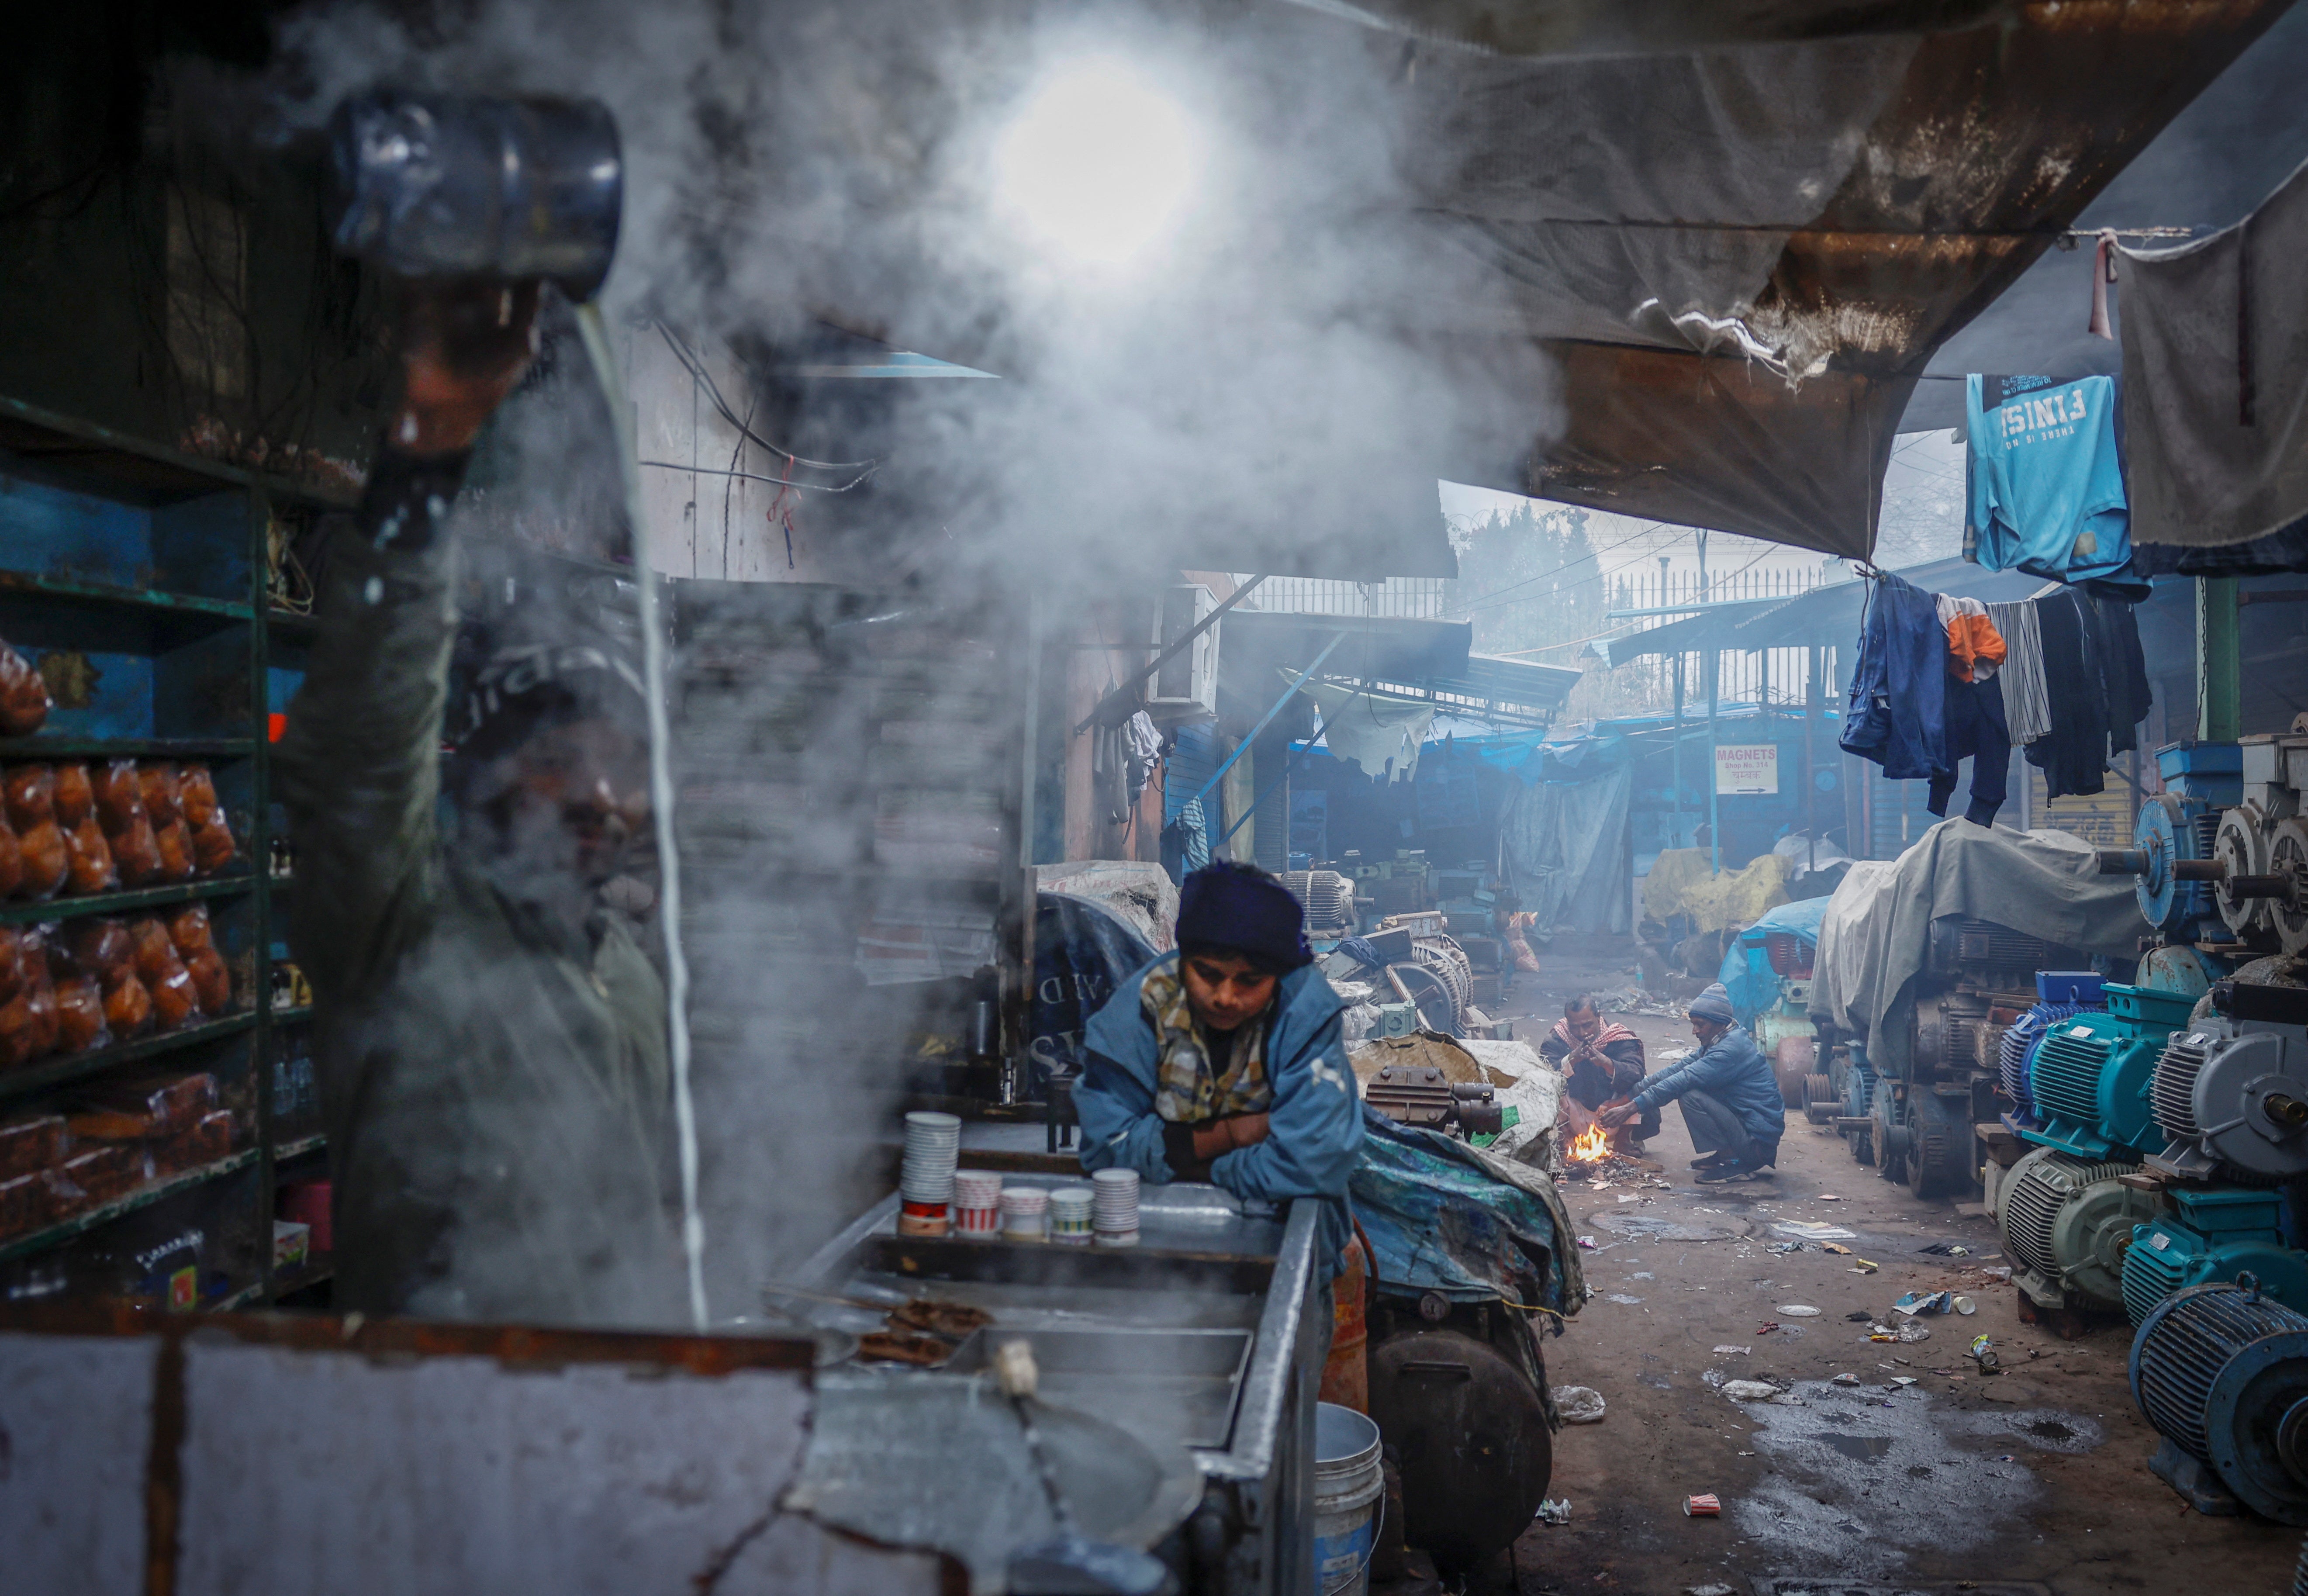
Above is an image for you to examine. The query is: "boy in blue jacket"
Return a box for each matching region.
[1075,861,1363,1281]
[1600,983,1784,1182]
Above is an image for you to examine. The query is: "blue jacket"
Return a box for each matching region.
[1631,1025,1786,1145]
[1839,571,1947,783]
[1078,953,1363,1281]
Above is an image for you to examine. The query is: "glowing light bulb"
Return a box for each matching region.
[992,60,1199,267]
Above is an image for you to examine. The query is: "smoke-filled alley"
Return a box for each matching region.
[7,4,2308,1594]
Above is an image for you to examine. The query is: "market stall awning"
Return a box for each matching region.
[1388,1,2290,557]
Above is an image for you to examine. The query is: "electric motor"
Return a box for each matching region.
[2131,1279,2308,1524]
[1999,1146,2148,1313]
[2148,993,2308,1182]
[2124,1187,2308,1327]
[1282,869,1356,939]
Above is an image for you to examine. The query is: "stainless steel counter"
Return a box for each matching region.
[791,1182,1327,1595]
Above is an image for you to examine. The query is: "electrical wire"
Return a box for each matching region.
[639,459,879,494]
[654,321,881,472]
[577,304,710,1333]
[1455,517,1680,614]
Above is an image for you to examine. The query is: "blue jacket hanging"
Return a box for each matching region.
[1966,374,2132,583]
[1838,571,1946,782]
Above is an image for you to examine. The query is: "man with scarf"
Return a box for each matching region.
[1075,860,1363,1282]
[1539,994,1652,1139]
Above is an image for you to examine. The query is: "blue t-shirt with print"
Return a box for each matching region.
[1966,373,2131,583]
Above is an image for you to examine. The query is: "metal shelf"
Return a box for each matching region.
[0,569,253,622]
[274,1133,326,1161]
[0,1012,259,1105]
[0,392,359,510]
[0,736,256,760]
[0,1147,261,1264]
[0,872,257,928]
[269,1261,334,1298]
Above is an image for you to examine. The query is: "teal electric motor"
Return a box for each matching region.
[2126,1188,2308,1327]
[2025,983,2197,1160]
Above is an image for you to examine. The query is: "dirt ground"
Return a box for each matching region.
[1384,934,2305,1596]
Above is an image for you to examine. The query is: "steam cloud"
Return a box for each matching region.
[235,0,1556,1317]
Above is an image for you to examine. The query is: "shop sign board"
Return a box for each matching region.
[1715,744,1778,795]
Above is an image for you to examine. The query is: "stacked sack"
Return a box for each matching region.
[0,758,237,901]
[0,905,238,1068]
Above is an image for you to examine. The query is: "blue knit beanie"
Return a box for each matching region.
[1688,983,1735,1024]
[1175,861,1312,973]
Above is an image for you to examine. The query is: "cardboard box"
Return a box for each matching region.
[273,1220,311,1272]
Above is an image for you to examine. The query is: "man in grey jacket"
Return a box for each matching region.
[275,286,682,1325]
[1600,983,1784,1183]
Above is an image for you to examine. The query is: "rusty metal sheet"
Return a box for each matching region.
[174,1336,814,1596]
[0,1305,930,1596]
[0,1330,155,1596]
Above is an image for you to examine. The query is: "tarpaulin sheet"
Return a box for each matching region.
[1034,862,1178,954]
[1390,7,2284,556]
[1030,894,1157,1087]
[1641,849,1793,935]
[1351,1107,1583,1316]
[1498,764,1631,934]
[1809,858,1899,1038]
[1719,895,1832,1029]
[2120,154,2308,553]
[1804,822,2146,1078]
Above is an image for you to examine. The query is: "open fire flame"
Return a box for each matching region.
[1568,1123,1612,1163]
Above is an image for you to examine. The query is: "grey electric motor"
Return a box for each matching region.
[2148,983,2308,1183]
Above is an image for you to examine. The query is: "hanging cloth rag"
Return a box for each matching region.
[1982,600,2052,746]
[2025,592,2111,800]
[1934,594,2007,684]
[2080,593,2153,761]
[1838,571,1946,782]
[2118,155,2308,556]
[1928,675,2011,828]
[1965,373,2134,584]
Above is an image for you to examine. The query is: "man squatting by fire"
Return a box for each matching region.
[1599,982,1786,1184]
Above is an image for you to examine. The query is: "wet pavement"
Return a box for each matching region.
[1378,935,2305,1596]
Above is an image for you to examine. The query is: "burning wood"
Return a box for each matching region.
[1568,1122,1612,1163]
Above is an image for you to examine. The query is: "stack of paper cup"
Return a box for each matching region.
[1049,1186,1095,1245]
[898,1111,961,1237]
[954,1170,1003,1237]
[1092,1167,1140,1248]
[999,1185,1050,1242]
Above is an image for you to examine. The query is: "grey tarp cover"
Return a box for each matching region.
[1498,764,1631,935]
[1805,822,2146,1081]
[2119,155,2308,550]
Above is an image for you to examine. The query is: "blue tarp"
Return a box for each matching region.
[1718,895,1833,1029]
[1349,1108,1583,1314]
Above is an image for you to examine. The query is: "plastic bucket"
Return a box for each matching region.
[1312,1402,1384,1596]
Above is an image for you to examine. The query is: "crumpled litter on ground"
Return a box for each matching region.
[1718,1379,1783,1401]
[1552,1385,1607,1424]
[1581,984,1686,1017]
[1534,1498,1574,1524]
